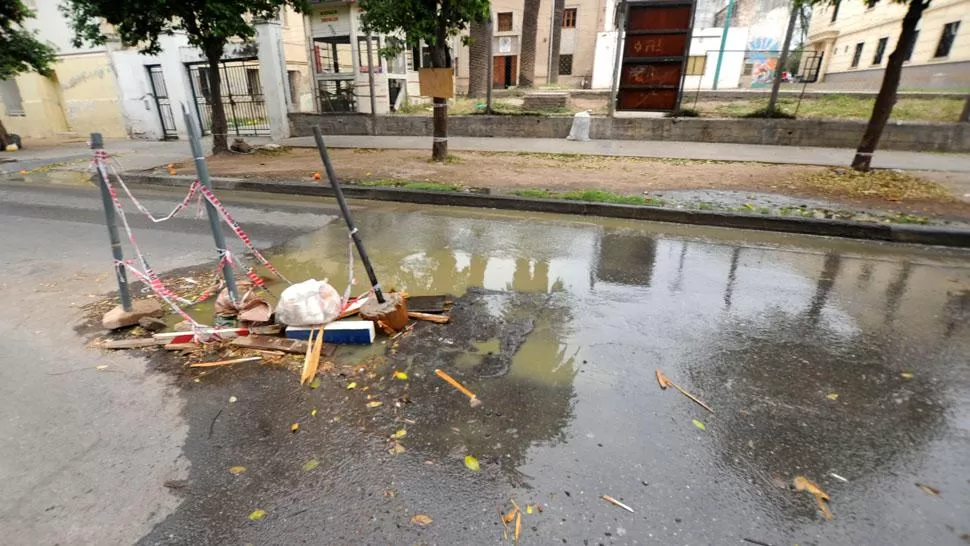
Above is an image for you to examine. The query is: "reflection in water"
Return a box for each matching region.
[723,246,742,310]
[806,253,841,324]
[595,230,657,287]
[884,261,912,324]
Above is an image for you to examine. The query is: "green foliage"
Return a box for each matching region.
[60,0,310,55]
[359,0,490,62]
[0,1,57,79]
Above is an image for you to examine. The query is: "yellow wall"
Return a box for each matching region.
[1,52,127,140]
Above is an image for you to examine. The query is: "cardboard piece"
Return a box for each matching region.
[419,68,455,98]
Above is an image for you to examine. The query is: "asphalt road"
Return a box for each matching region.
[1,177,969,545]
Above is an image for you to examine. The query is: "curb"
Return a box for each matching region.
[124,173,970,248]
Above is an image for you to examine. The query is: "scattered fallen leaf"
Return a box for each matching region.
[229,396,238,403]
[411,514,433,526]
[692,419,707,431]
[366,400,383,408]
[900,372,914,379]
[526,504,534,514]
[95,365,109,370]
[229,465,247,475]
[392,429,407,439]
[794,475,833,520]
[601,494,635,513]
[393,371,408,380]
[390,443,406,454]
[826,393,839,400]
[310,377,321,389]
[303,458,320,471]
[464,454,480,471]
[502,509,517,524]
[346,382,357,390]
[248,509,267,521]
[291,422,300,433]
[310,408,317,417]
[915,483,941,497]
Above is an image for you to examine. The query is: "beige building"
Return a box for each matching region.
[807,0,968,89]
[455,0,614,91]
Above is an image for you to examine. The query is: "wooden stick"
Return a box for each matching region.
[601,495,635,513]
[190,356,262,368]
[100,338,165,349]
[301,327,325,385]
[656,369,714,414]
[434,368,482,406]
[407,311,449,324]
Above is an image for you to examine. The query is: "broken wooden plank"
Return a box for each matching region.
[190,356,262,368]
[164,343,201,351]
[406,295,450,313]
[408,311,450,324]
[231,335,308,354]
[100,337,165,349]
[154,327,249,345]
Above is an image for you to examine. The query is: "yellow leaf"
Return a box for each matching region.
[393,371,408,380]
[411,514,433,526]
[464,454,480,471]
[291,423,299,433]
[826,393,839,400]
[367,400,383,408]
[390,442,406,454]
[310,377,321,389]
[346,382,357,390]
[95,365,109,370]
[526,504,534,514]
[392,429,407,439]
[248,509,267,521]
[303,458,320,471]
[229,466,247,475]
[900,372,914,379]
[310,409,317,417]
[692,419,706,431]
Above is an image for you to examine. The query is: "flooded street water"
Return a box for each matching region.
[143,199,970,545]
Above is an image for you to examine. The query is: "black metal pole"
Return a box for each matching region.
[312,126,386,304]
[91,133,133,311]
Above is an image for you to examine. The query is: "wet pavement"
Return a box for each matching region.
[2,178,970,545]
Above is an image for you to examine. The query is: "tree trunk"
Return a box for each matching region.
[468,20,490,98]
[850,0,927,171]
[205,48,230,155]
[548,0,565,85]
[430,26,450,162]
[519,0,542,87]
[0,119,10,148]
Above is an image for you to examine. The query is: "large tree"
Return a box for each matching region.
[467,18,490,98]
[360,0,490,161]
[0,1,57,148]
[807,0,930,171]
[547,0,565,85]
[518,0,541,87]
[61,0,309,154]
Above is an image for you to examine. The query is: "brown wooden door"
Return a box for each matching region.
[492,56,504,88]
[492,56,519,88]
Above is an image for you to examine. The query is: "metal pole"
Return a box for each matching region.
[767,3,799,114]
[91,132,132,312]
[486,10,494,114]
[711,0,735,91]
[312,126,386,304]
[961,95,970,122]
[607,1,627,117]
[365,32,378,122]
[181,104,239,304]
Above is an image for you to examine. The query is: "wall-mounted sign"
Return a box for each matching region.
[498,37,512,54]
[319,9,339,22]
[616,0,695,112]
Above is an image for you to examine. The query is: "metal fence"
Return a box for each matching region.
[186,58,270,137]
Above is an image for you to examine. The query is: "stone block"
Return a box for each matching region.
[102,299,164,330]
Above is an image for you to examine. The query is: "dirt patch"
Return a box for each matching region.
[194,148,970,222]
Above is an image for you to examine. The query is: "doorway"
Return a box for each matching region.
[492,55,517,88]
[146,65,178,140]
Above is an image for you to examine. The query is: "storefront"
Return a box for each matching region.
[306,1,421,114]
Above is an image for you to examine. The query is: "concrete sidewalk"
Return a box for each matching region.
[283,135,970,173]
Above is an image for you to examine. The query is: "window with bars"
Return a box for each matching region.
[563,8,577,28]
[872,37,888,65]
[934,21,960,58]
[686,56,706,75]
[558,54,573,75]
[497,12,513,32]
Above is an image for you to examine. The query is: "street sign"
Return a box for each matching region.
[616,0,695,112]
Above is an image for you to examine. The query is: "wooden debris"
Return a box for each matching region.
[300,328,325,385]
[656,369,715,414]
[915,483,941,497]
[601,494,635,513]
[408,311,450,324]
[164,343,201,351]
[189,356,262,368]
[405,295,450,313]
[231,335,308,354]
[100,337,164,349]
[249,324,283,336]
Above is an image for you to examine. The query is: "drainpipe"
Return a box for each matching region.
[711,0,735,91]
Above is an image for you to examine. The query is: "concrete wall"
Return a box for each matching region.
[684,27,750,90]
[290,112,970,153]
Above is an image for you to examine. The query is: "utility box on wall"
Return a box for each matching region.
[616,0,695,112]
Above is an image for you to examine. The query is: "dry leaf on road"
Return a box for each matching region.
[411,514,433,526]
[464,454,481,471]
[794,475,833,520]
[229,465,247,475]
[915,483,941,497]
[249,509,267,521]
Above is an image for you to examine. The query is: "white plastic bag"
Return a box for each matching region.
[275,279,341,326]
[567,111,591,142]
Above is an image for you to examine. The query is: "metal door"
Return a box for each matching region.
[146,65,178,140]
[186,58,270,136]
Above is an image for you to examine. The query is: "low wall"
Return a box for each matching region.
[289,113,970,153]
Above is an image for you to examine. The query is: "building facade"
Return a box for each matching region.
[807,0,968,89]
